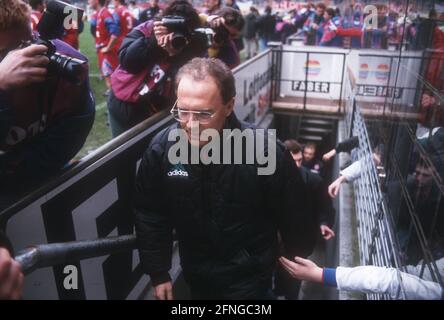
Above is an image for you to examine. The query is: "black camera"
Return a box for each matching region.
[35,0,87,85]
[212,25,230,45]
[161,16,191,50]
[161,16,227,50]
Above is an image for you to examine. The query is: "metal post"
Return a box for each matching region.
[304,52,309,110]
[339,53,346,113]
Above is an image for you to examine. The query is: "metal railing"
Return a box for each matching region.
[347,65,444,298]
[350,109,406,300]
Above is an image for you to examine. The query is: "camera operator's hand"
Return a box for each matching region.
[207,15,225,28]
[0,45,49,91]
[154,21,182,56]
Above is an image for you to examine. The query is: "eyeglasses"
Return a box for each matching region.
[170,100,217,124]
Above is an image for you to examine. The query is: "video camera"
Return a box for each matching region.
[34,0,87,85]
[161,15,230,50]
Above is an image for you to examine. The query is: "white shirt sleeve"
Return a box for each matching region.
[339,159,362,182]
[336,266,443,300]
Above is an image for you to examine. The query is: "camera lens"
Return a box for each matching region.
[213,26,229,45]
[171,33,187,50]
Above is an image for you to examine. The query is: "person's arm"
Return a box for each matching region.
[317,178,336,240]
[323,136,359,162]
[340,158,362,181]
[327,159,362,198]
[335,266,443,300]
[101,16,121,53]
[335,136,359,153]
[134,136,174,300]
[118,23,163,74]
[279,256,444,300]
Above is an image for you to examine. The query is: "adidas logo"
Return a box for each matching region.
[167,164,189,177]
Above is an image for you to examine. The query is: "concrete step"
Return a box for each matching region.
[301,118,333,127]
[298,134,324,142]
[299,127,333,134]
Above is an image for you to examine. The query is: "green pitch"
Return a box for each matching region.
[76,22,112,159]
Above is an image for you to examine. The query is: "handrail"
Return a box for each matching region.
[15,235,137,275]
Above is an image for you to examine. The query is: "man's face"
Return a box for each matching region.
[176,75,234,147]
[291,152,303,168]
[316,7,324,17]
[303,147,315,162]
[414,165,433,187]
[88,0,99,10]
[207,0,219,10]
[0,27,32,61]
[225,0,233,6]
[151,0,158,7]
[324,12,332,21]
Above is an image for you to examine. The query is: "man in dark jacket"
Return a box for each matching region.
[139,0,161,24]
[256,6,276,51]
[134,58,315,300]
[244,6,259,59]
[276,139,335,299]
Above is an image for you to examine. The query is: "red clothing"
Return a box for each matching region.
[114,5,134,37]
[114,5,135,50]
[95,7,118,49]
[62,17,81,49]
[95,7,120,77]
[63,28,79,49]
[30,10,42,32]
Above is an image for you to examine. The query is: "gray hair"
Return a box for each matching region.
[175,58,236,104]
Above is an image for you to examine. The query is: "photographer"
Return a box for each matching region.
[206,7,244,69]
[0,0,95,207]
[107,0,208,137]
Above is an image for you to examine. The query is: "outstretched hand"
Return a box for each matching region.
[278,256,323,283]
[328,175,347,198]
[320,225,335,240]
[322,149,336,162]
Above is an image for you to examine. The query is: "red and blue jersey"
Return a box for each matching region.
[113,5,134,38]
[95,7,120,50]
[113,5,134,49]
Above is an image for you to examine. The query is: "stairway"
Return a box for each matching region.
[297,116,335,144]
